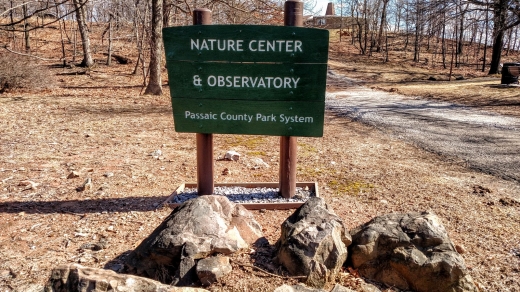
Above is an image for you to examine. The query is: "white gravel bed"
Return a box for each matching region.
[170,186,315,204]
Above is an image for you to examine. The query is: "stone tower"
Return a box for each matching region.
[325,2,335,15]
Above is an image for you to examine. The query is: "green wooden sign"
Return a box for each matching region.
[163,24,329,137]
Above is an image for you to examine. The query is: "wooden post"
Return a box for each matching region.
[279,0,303,198]
[193,8,214,196]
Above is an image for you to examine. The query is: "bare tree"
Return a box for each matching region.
[144,0,163,95]
[72,0,94,67]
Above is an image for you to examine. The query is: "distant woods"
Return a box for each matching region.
[0,0,284,94]
[331,0,520,74]
[0,0,518,83]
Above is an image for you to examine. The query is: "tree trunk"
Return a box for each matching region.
[107,15,113,66]
[23,4,30,52]
[482,6,489,72]
[489,29,504,74]
[376,0,389,52]
[488,0,508,74]
[72,0,94,67]
[144,0,163,95]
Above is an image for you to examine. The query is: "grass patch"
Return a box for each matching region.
[328,180,374,196]
[247,150,267,156]
[224,135,267,149]
[299,142,318,156]
[299,166,375,196]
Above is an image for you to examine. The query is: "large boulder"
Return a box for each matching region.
[125,195,263,285]
[276,197,352,288]
[45,263,207,292]
[349,212,478,292]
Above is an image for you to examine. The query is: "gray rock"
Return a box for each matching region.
[273,284,327,292]
[196,256,232,286]
[349,212,478,292]
[330,284,356,292]
[125,195,263,285]
[67,171,80,179]
[358,283,382,292]
[276,197,352,288]
[44,263,208,292]
[305,260,328,288]
[224,150,240,161]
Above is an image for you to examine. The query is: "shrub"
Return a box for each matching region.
[0,54,55,93]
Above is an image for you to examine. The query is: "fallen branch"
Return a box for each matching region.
[230,259,307,279]
[2,46,57,61]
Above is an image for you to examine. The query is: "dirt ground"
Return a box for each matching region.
[1,32,520,291]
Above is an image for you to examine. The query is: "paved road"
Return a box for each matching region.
[325,70,520,183]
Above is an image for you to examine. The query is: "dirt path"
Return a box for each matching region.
[326,70,520,184]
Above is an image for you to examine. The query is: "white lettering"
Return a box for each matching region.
[265,77,273,88]
[208,39,217,50]
[256,113,277,122]
[207,76,216,86]
[279,114,314,124]
[250,77,258,87]
[273,77,283,88]
[249,40,257,51]
[257,78,266,88]
[284,77,291,88]
[277,40,284,51]
[192,39,303,52]
[258,40,265,52]
[190,39,199,50]
[294,40,303,52]
[286,40,293,52]
[200,39,209,50]
[184,111,217,120]
[242,76,250,87]
[292,77,300,88]
[267,40,275,51]
[204,75,302,89]
[221,112,253,122]
[227,39,235,51]
[218,76,225,86]
[218,39,226,51]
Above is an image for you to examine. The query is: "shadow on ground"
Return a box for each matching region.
[0,196,170,214]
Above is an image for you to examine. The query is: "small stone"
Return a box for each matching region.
[79,257,89,263]
[380,199,388,204]
[359,283,382,292]
[67,171,80,179]
[331,284,356,292]
[107,225,115,232]
[76,178,92,192]
[19,180,39,190]
[224,151,240,161]
[250,157,270,169]
[196,256,232,286]
[455,244,466,254]
[150,150,162,159]
[103,172,114,178]
[0,270,10,277]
